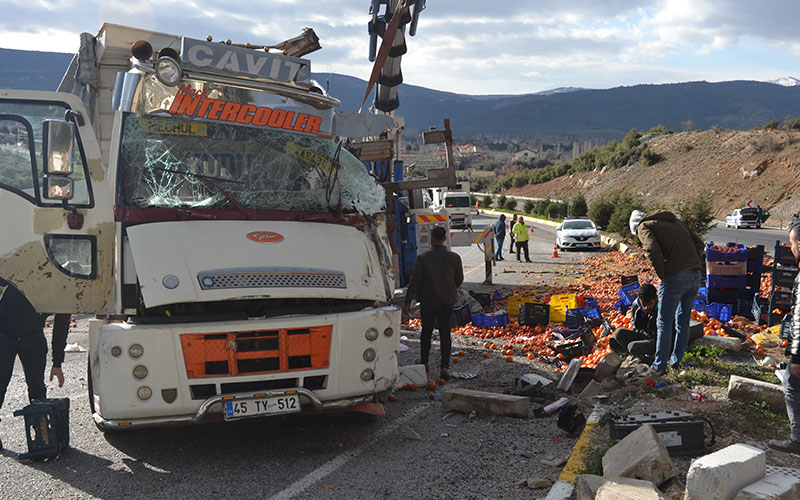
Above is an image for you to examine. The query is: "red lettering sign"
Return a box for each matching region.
[246,231,285,244]
[167,86,323,135]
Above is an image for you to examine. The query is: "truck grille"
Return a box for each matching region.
[197,268,346,290]
[180,326,332,379]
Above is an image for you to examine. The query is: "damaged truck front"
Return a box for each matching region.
[0,24,400,429]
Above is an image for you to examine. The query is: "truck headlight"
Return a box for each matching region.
[155,56,182,86]
[129,344,143,358]
[384,327,394,337]
[360,368,374,381]
[137,387,152,400]
[133,365,148,380]
[365,328,379,341]
[363,348,376,362]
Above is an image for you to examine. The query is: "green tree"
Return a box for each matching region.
[587,196,616,229]
[534,199,550,216]
[571,193,588,217]
[677,191,716,236]
[505,197,518,210]
[641,146,662,166]
[607,193,647,236]
[523,200,535,214]
[497,194,507,209]
[482,194,494,208]
[547,200,567,219]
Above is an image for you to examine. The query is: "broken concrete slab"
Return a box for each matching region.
[733,471,800,499]
[441,388,528,418]
[603,424,678,486]
[595,351,622,381]
[595,477,667,499]
[516,373,555,390]
[397,364,427,387]
[557,358,583,392]
[727,375,785,410]
[579,379,603,399]
[684,443,766,500]
[524,477,554,489]
[542,453,568,467]
[694,335,742,352]
[576,474,606,500]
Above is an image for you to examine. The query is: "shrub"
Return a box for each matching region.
[571,193,588,217]
[641,146,662,166]
[587,196,616,229]
[763,120,781,130]
[547,200,568,219]
[523,200,535,214]
[607,193,647,236]
[677,191,716,236]
[497,194,507,209]
[505,197,518,210]
[482,194,494,208]
[534,199,550,216]
[469,194,477,206]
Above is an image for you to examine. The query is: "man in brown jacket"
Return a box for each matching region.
[630,210,704,374]
[405,226,464,380]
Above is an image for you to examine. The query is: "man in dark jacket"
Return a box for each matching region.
[631,210,704,374]
[405,226,464,380]
[610,283,659,365]
[769,223,800,454]
[493,214,507,261]
[0,280,70,450]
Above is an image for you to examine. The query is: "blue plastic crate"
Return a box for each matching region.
[706,244,747,262]
[565,308,584,328]
[707,287,739,305]
[706,303,732,322]
[707,274,746,289]
[696,287,707,301]
[618,282,640,306]
[583,296,598,310]
[471,311,509,327]
[693,299,706,312]
[614,299,628,313]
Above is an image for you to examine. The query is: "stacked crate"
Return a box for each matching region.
[705,243,747,316]
[737,245,764,319]
[768,240,797,326]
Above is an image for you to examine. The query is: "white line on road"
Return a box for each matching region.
[267,403,430,500]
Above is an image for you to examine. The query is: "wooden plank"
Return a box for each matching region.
[348,139,393,162]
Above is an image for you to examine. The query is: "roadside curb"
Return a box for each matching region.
[545,403,605,500]
[482,209,631,253]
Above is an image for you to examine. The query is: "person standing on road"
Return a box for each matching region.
[756,205,764,229]
[493,214,507,261]
[404,226,464,380]
[508,214,518,253]
[0,279,70,450]
[512,216,532,263]
[769,223,800,455]
[630,210,704,374]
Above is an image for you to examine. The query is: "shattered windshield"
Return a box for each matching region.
[118,114,384,214]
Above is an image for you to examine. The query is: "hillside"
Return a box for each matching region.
[504,128,800,223]
[3,46,800,141]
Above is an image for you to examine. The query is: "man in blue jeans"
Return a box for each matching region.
[630,210,704,374]
[493,214,507,261]
[769,223,800,454]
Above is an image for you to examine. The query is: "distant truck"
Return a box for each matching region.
[431,182,472,228]
[0,24,399,430]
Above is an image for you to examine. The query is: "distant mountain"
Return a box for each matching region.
[769,76,800,87]
[3,47,800,141]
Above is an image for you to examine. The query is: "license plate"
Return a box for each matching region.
[576,243,588,247]
[224,395,300,420]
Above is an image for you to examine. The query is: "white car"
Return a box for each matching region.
[556,218,602,250]
[725,208,763,229]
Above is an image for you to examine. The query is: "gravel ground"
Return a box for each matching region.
[0,217,597,500]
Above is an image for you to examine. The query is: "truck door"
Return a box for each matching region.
[0,91,114,314]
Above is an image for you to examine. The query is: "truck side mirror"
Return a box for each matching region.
[44,176,74,200]
[43,119,75,175]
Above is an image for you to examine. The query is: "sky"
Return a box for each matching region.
[1,0,799,95]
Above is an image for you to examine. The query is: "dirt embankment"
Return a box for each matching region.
[506,129,800,224]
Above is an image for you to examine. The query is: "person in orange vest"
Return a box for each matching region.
[512,216,532,263]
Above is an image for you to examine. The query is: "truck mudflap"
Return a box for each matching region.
[92,388,376,430]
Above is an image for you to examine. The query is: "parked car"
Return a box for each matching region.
[555,217,602,250]
[725,207,768,229]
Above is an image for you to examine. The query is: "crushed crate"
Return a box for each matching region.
[13,398,70,460]
[705,243,746,262]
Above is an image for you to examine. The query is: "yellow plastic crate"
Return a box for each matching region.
[548,294,578,323]
[508,296,536,316]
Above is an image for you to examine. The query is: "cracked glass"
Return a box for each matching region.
[118,113,384,214]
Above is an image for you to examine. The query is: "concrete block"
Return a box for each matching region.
[595,477,667,499]
[595,351,622,381]
[684,443,766,500]
[727,375,786,411]
[733,471,800,499]
[576,474,605,500]
[603,424,678,486]
[557,358,583,392]
[397,364,427,387]
[659,476,685,500]
[579,380,603,399]
[441,388,528,418]
[694,335,742,352]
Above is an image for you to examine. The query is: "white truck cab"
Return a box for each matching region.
[0,24,399,429]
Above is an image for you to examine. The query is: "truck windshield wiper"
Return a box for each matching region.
[153,167,254,220]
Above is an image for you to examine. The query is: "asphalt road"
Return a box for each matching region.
[0,215,598,500]
[704,223,789,254]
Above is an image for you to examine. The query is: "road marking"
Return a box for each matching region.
[267,403,429,500]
